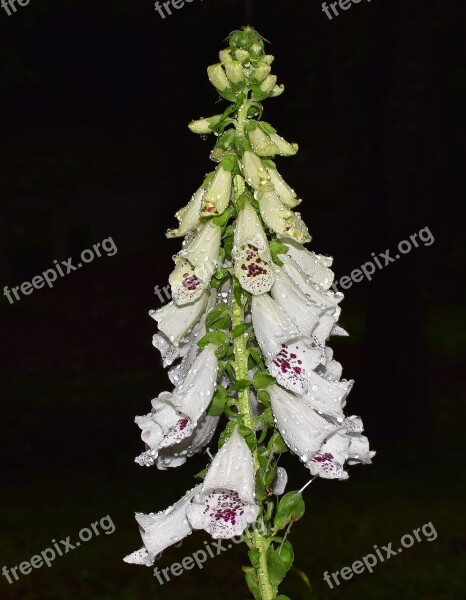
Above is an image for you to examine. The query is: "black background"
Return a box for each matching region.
[0,0,464,599]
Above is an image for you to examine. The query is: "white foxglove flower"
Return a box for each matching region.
[167,186,204,238]
[233,201,275,294]
[271,268,325,337]
[150,290,210,347]
[241,151,274,191]
[308,423,375,480]
[186,427,259,539]
[135,345,218,466]
[152,290,216,371]
[123,485,201,566]
[282,238,334,289]
[267,168,301,208]
[280,253,342,308]
[202,165,233,216]
[157,414,220,470]
[251,294,323,394]
[316,347,343,382]
[269,385,339,466]
[258,191,311,243]
[169,222,221,305]
[268,133,299,156]
[300,370,353,422]
[312,306,342,346]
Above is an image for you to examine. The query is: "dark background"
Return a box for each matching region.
[0,0,464,598]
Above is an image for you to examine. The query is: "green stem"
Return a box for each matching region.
[232,282,275,600]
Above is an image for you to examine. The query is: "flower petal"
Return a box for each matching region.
[283,238,334,289]
[300,371,353,421]
[281,254,342,308]
[268,169,300,207]
[167,187,204,238]
[242,151,274,191]
[258,190,311,243]
[202,165,232,216]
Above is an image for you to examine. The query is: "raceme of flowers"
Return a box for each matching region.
[124,27,374,600]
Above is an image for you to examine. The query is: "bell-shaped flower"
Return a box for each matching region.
[316,347,343,382]
[269,385,339,466]
[241,151,274,191]
[134,345,218,466]
[271,268,325,338]
[251,294,323,394]
[167,186,204,238]
[233,201,275,294]
[207,63,234,98]
[260,74,278,95]
[186,427,259,539]
[299,370,353,422]
[312,306,342,346]
[152,290,216,371]
[123,485,202,566]
[169,222,221,305]
[201,164,233,216]
[150,289,210,347]
[157,414,220,470]
[258,191,311,244]
[282,238,334,289]
[308,421,375,480]
[280,253,342,308]
[267,168,301,208]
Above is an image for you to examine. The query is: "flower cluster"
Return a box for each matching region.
[125,27,373,600]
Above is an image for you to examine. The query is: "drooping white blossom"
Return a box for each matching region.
[169,222,221,305]
[283,238,334,289]
[150,290,210,347]
[123,485,201,566]
[186,427,259,539]
[267,168,301,208]
[233,200,275,294]
[269,385,339,466]
[134,345,218,466]
[241,151,274,191]
[251,294,323,394]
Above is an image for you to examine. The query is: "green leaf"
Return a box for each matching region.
[206,304,232,331]
[269,239,289,266]
[267,541,294,586]
[207,385,229,416]
[197,331,229,349]
[243,567,261,600]
[221,154,237,172]
[257,390,270,405]
[233,283,243,306]
[253,371,276,390]
[267,431,289,455]
[261,407,275,427]
[211,208,232,228]
[249,347,266,370]
[225,360,236,382]
[230,378,250,391]
[202,171,215,188]
[258,121,277,135]
[274,492,305,531]
[232,322,252,338]
[248,549,261,570]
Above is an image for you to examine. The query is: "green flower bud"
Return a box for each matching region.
[234,49,250,64]
[253,64,271,83]
[250,43,264,58]
[271,84,285,97]
[263,55,275,66]
[219,49,233,65]
[207,63,230,93]
[188,115,223,135]
[260,75,277,95]
[225,60,244,85]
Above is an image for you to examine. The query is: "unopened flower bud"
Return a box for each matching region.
[271,84,285,97]
[260,75,277,95]
[188,115,222,135]
[207,64,230,93]
[219,49,233,65]
[225,60,244,85]
[250,43,263,58]
[253,64,271,83]
[234,49,250,64]
[263,54,275,66]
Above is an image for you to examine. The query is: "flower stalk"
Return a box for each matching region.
[124,26,374,600]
